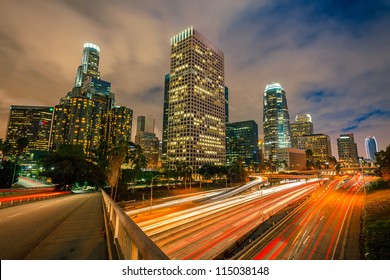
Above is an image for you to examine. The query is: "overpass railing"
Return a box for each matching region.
[101,190,169,260]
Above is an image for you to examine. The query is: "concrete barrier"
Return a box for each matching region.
[101,190,169,260]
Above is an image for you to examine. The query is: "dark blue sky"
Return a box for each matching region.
[1,0,389,156]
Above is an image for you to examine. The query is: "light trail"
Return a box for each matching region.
[129,179,325,259]
[248,174,374,260]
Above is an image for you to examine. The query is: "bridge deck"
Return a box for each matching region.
[24,192,108,260]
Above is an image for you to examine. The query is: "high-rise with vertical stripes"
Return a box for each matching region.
[166,27,226,169]
[263,83,291,161]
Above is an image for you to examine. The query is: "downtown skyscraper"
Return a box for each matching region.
[166,27,226,169]
[6,106,54,153]
[337,133,359,167]
[51,43,132,156]
[263,83,291,161]
[290,114,314,149]
[365,136,378,162]
[226,120,259,167]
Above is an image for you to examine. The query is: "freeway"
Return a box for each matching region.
[130,179,324,259]
[235,174,373,260]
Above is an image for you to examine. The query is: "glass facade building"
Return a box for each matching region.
[365,136,378,162]
[167,27,226,169]
[263,83,291,161]
[226,120,259,166]
[75,43,101,87]
[337,133,358,166]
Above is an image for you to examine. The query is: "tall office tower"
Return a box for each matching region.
[50,104,70,150]
[66,96,94,150]
[51,43,132,157]
[161,74,170,165]
[6,106,54,153]
[226,120,259,167]
[365,136,378,162]
[263,82,291,161]
[167,27,226,169]
[290,114,314,148]
[136,115,155,134]
[75,43,101,87]
[337,133,359,166]
[298,134,332,164]
[107,106,133,146]
[135,115,159,169]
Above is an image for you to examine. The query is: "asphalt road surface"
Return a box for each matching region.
[0,192,107,260]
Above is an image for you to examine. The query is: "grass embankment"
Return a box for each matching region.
[363,180,390,259]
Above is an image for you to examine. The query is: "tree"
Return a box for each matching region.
[305,149,314,170]
[10,137,30,186]
[228,157,247,183]
[125,142,147,183]
[91,141,110,169]
[41,144,106,188]
[105,141,147,200]
[106,142,127,200]
[16,137,29,155]
[376,145,390,181]
[0,161,18,189]
[327,156,338,169]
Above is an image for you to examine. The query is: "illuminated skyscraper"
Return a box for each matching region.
[298,133,332,164]
[226,120,259,166]
[167,27,226,169]
[51,43,132,156]
[290,114,314,149]
[337,133,358,166]
[6,106,54,153]
[75,43,101,87]
[107,106,133,146]
[263,83,291,161]
[365,136,378,162]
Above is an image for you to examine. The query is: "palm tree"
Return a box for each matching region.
[106,143,127,200]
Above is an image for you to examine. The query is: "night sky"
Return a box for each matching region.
[1,0,390,158]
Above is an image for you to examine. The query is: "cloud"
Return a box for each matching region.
[1,0,390,156]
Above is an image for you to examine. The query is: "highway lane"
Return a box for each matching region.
[249,174,373,260]
[130,179,323,259]
[0,193,102,259]
[162,183,318,259]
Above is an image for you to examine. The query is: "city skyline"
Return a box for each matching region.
[1,0,390,158]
